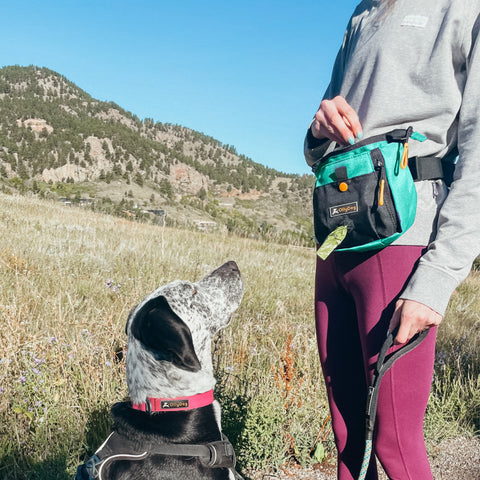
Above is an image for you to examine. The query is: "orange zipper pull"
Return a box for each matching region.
[379,179,385,206]
[400,142,409,169]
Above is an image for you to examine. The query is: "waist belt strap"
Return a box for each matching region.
[408,156,444,181]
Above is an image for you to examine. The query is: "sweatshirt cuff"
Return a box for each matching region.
[304,127,331,167]
[400,263,459,316]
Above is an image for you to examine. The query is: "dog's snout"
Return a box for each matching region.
[218,260,241,278]
[224,260,239,273]
[198,261,241,285]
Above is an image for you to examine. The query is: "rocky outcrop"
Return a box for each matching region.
[170,163,209,195]
[17,118,54,135]
[41,164,88,183]
[95,108,138,131]
[41,136,113,182]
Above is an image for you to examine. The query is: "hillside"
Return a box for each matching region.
[0,65,314,244]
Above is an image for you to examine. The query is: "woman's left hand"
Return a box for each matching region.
[389,299,443,345]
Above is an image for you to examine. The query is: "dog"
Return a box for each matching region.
[75,261,244,480]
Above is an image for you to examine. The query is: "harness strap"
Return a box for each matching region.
[75,432,149,480]
[97,452,149,480]
[147,434,236,469]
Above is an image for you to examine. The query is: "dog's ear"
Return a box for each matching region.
[130,296,201,372]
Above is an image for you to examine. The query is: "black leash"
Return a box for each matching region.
[358,328,430,480]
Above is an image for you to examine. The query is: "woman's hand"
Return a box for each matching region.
[389,299,443,345]
[311,95,363,146]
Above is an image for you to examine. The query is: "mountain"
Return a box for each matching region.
[0,65,314,245]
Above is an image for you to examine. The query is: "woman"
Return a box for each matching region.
[304,1,480,479]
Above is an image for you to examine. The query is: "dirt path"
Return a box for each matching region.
[246,436,480,480]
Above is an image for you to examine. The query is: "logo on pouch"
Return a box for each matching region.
[330,202,358,217]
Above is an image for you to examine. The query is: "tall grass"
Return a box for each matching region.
[425,273,480,442]
[0,192,478,479]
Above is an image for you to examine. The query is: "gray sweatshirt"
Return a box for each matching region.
[304,0,480,315]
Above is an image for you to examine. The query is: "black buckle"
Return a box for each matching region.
[75,454,101,480]
[202,439,236,469]
[386,127,413,143]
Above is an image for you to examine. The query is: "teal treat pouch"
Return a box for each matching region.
[312,127,426,257]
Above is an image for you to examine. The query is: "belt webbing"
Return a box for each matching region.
[408,156,444,181]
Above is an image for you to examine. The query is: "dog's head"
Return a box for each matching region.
[125,261,243,403]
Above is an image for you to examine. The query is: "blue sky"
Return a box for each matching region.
[1,1,359,175]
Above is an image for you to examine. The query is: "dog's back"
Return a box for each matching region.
[99,402,232,480]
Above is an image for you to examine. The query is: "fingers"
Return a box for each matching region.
[389,301,414,345]
[395,318,418,346]
[311,96,363,145]
[388,303,401,335]
[391,299,443,345]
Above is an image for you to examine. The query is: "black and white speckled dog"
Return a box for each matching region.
[75,261,244,480]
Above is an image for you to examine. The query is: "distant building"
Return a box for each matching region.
[146,209,166,217]
[194,220,218,232]
[122,209,136,218]
[59,197,92,207]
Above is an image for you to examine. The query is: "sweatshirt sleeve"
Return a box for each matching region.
[401,7,480,315]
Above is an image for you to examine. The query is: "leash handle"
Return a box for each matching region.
[360,328,430,480]
[376,328,429,378]
[365,328,430,438]
[375,330,396,373]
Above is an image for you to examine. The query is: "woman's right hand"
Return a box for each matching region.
[311,95,363,146]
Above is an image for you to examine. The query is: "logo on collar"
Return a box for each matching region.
[161,399,189,409]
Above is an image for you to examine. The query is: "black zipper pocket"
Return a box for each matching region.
[370,148,399,233]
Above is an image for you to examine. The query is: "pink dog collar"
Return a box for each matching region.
[132,390,215,413]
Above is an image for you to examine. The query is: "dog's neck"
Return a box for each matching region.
[126,337,217,404]
[132,389,215,413]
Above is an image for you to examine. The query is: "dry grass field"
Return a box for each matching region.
[0,192,478,479]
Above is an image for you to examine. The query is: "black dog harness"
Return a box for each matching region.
[75,430,243,480]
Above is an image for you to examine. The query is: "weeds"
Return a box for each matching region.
[272,333,305,462]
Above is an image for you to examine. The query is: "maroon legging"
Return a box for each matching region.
[315,246,437,480]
